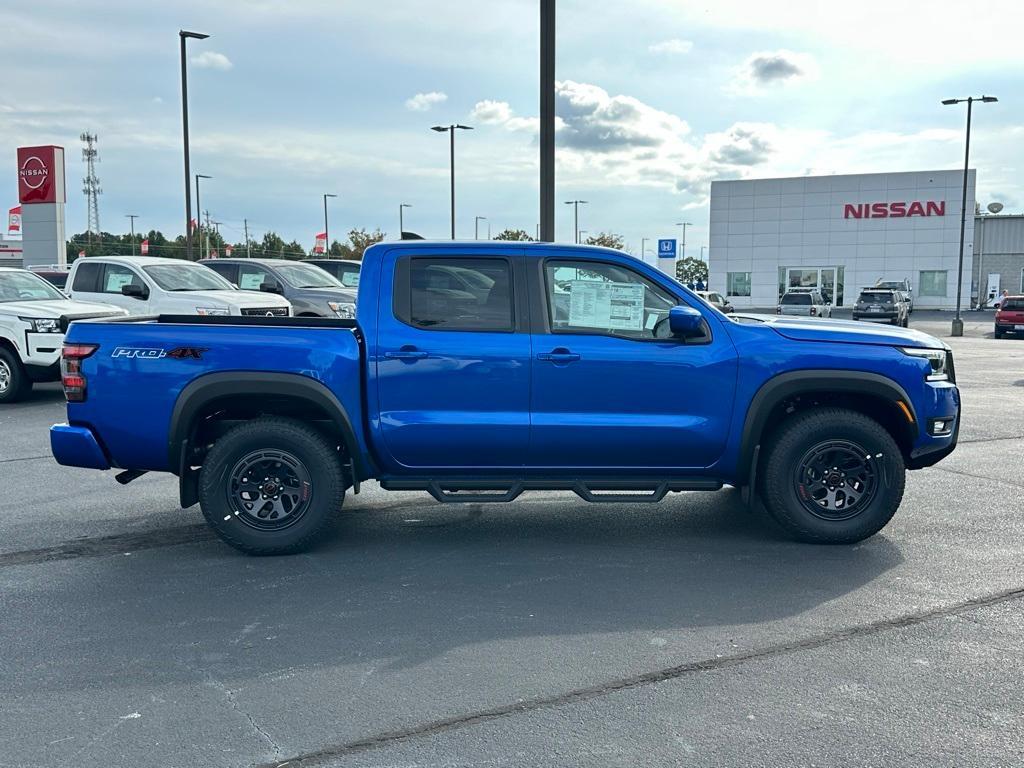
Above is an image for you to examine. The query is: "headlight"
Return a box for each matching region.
[901,347,949,381]
[328,301,356,319]
[195,306,230,316]
[21,317,61,333]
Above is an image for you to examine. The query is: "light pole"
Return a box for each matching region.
[700,245,706,262]
[323,193,337,257]
[194,173,211,259]
[641,237,649,263]
[942,95,997,336]
[125,214,139,255]
[675,222,691,259]
[578,230,588,243]
[564,200,588,243]
[179,29,209,261]
[539,0,555,242]
[431,124,473,239]
[475,216,487,240]
[399,203,411,238]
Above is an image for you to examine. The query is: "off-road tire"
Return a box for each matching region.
[0,347,29,404]
[199,416,345,555]
[760,407,905,544]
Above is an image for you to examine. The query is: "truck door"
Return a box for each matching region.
[374,250,531,469]
[527,253,738,470]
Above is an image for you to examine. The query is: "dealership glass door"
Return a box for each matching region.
[781,266,845,305]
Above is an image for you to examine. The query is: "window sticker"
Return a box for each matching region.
[238,272,266,290]
[105,272,136,292]
[568,280,645,331]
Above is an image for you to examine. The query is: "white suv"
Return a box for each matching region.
[0,267,126,403]
[67,256,292,317]
[777,288,832,318]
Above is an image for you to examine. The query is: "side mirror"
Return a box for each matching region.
[260,280,282,294]
[121,283,148,299]
[668,305,704,336]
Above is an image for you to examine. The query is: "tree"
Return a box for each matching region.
[345,228,386,260]
[493,228,533,241]
[583,232,625,250]
[675,257,708,285]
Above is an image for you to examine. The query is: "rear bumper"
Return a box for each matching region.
[853,313,898,322]
[50,423,111,470]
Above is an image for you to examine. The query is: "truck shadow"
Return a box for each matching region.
[10,489,905,694]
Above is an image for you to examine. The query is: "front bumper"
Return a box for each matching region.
[50,423,111,470]
[907,382,960,469]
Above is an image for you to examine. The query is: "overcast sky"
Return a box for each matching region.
[4,0,1023,256]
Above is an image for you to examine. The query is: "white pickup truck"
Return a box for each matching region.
[66,256,292,317]
[0,267,127,403]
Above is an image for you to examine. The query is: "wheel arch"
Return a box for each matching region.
[738,370,918,485]
[169,372,365,507]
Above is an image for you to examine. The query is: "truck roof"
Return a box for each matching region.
[71,255,207,268]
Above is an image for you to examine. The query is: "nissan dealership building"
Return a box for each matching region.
[708,169,977,310]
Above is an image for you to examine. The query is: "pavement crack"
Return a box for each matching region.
[257,583,1024,768]
[926,464,1024,489]
[0,454,52,464]
[203,672,283,761]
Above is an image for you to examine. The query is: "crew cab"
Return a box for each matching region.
[201,258,357,318]
[50,242,960,555]
[0,267,125,403]
[67,256,292,317]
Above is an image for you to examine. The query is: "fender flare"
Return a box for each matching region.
[737,369,918,483]
[168,372,365,499]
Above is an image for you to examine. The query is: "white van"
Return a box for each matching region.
[67,256,292,317]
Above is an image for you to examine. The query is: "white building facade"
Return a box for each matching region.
[708,170,976,310]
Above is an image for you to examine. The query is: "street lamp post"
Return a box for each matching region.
[475,216,487,240]
[194,173,211,259]
[179,29,209,261]
[431,124,473,239]
[399,203,411,238]
[578,230,588,243]
[641,237,649,263]
[323,193,337,257]
[125,214,139,256]
[564,200,588,244]
[675,222,691,259]
[942,95,997,336]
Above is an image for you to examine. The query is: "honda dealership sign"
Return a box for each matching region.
[16,145,67,268]
[18,146,65,204]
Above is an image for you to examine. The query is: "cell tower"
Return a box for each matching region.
[80,132,102,241]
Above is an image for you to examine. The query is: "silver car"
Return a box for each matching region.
[777,288,832,318]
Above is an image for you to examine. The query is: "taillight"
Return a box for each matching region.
[776,306,782,314]
[61,343,98,402]
[810,306,818,316]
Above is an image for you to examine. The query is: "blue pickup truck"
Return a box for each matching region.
[50,241,960,554]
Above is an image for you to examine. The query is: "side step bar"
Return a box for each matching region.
[380,477,722,504]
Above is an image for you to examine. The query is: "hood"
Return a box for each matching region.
[0,299,127,319]
[190,289,290,308]
[293,286,357,302]
[731,314,945,349]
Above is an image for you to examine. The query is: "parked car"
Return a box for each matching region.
[994,295,1024,338]
[777,288,831,318]
[67,256,291,317]
[876,279,914,313]
[853,289,909,327]
[0,267,126,403]
[51,241,959,555]
[27,265,72,291]
[304,259,361,289]
[695,290,734,314]
[203,259,357,319]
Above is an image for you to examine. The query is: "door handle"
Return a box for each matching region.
[385,348,429,360]
[537,348,581,363]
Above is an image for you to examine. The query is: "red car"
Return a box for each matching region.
[995,295,1024,338]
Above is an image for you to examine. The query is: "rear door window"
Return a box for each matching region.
[71,262,102,292]
[397,257,513,331]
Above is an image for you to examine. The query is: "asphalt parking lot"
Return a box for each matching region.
[2,311,1022,768]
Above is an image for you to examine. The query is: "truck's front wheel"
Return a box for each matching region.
[199,417,345,555]
[760,408,905,544]
[0,348,29,404]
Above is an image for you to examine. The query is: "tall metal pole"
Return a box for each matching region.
[399,204,411,237]
[449,128,456,239]
[539,0,555,242]
[126,215,138,255]
[179,31,208,261]
[195,175,203,259]
[244,218,251,258]
[574,202,579,244]
[323,193,337,257]
[641,237,648,263]
[953,98,973,336]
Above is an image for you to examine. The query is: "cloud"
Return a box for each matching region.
[648,38,693,55]
[471,100,513,124]
[151,96,163,105]
[190,51,233,70]
[405,91,447,111]
[705,124,773,166]
[735,50,817,91]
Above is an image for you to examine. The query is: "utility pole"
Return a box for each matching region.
[539,0,555,242]
[244,218,251,257]
[125,214,138,255]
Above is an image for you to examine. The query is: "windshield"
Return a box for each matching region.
[858,291,894,304]
[275,263,343,289]
[877,281,904,290]
[143,264,235,291]
[0,271,67,302]
[781,293,812,305]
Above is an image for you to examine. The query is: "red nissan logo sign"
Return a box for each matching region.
[20,155,49,190]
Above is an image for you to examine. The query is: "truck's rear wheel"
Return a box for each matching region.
[199,417,345,555]
[0,348,29,404]
[760,408,905,544]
